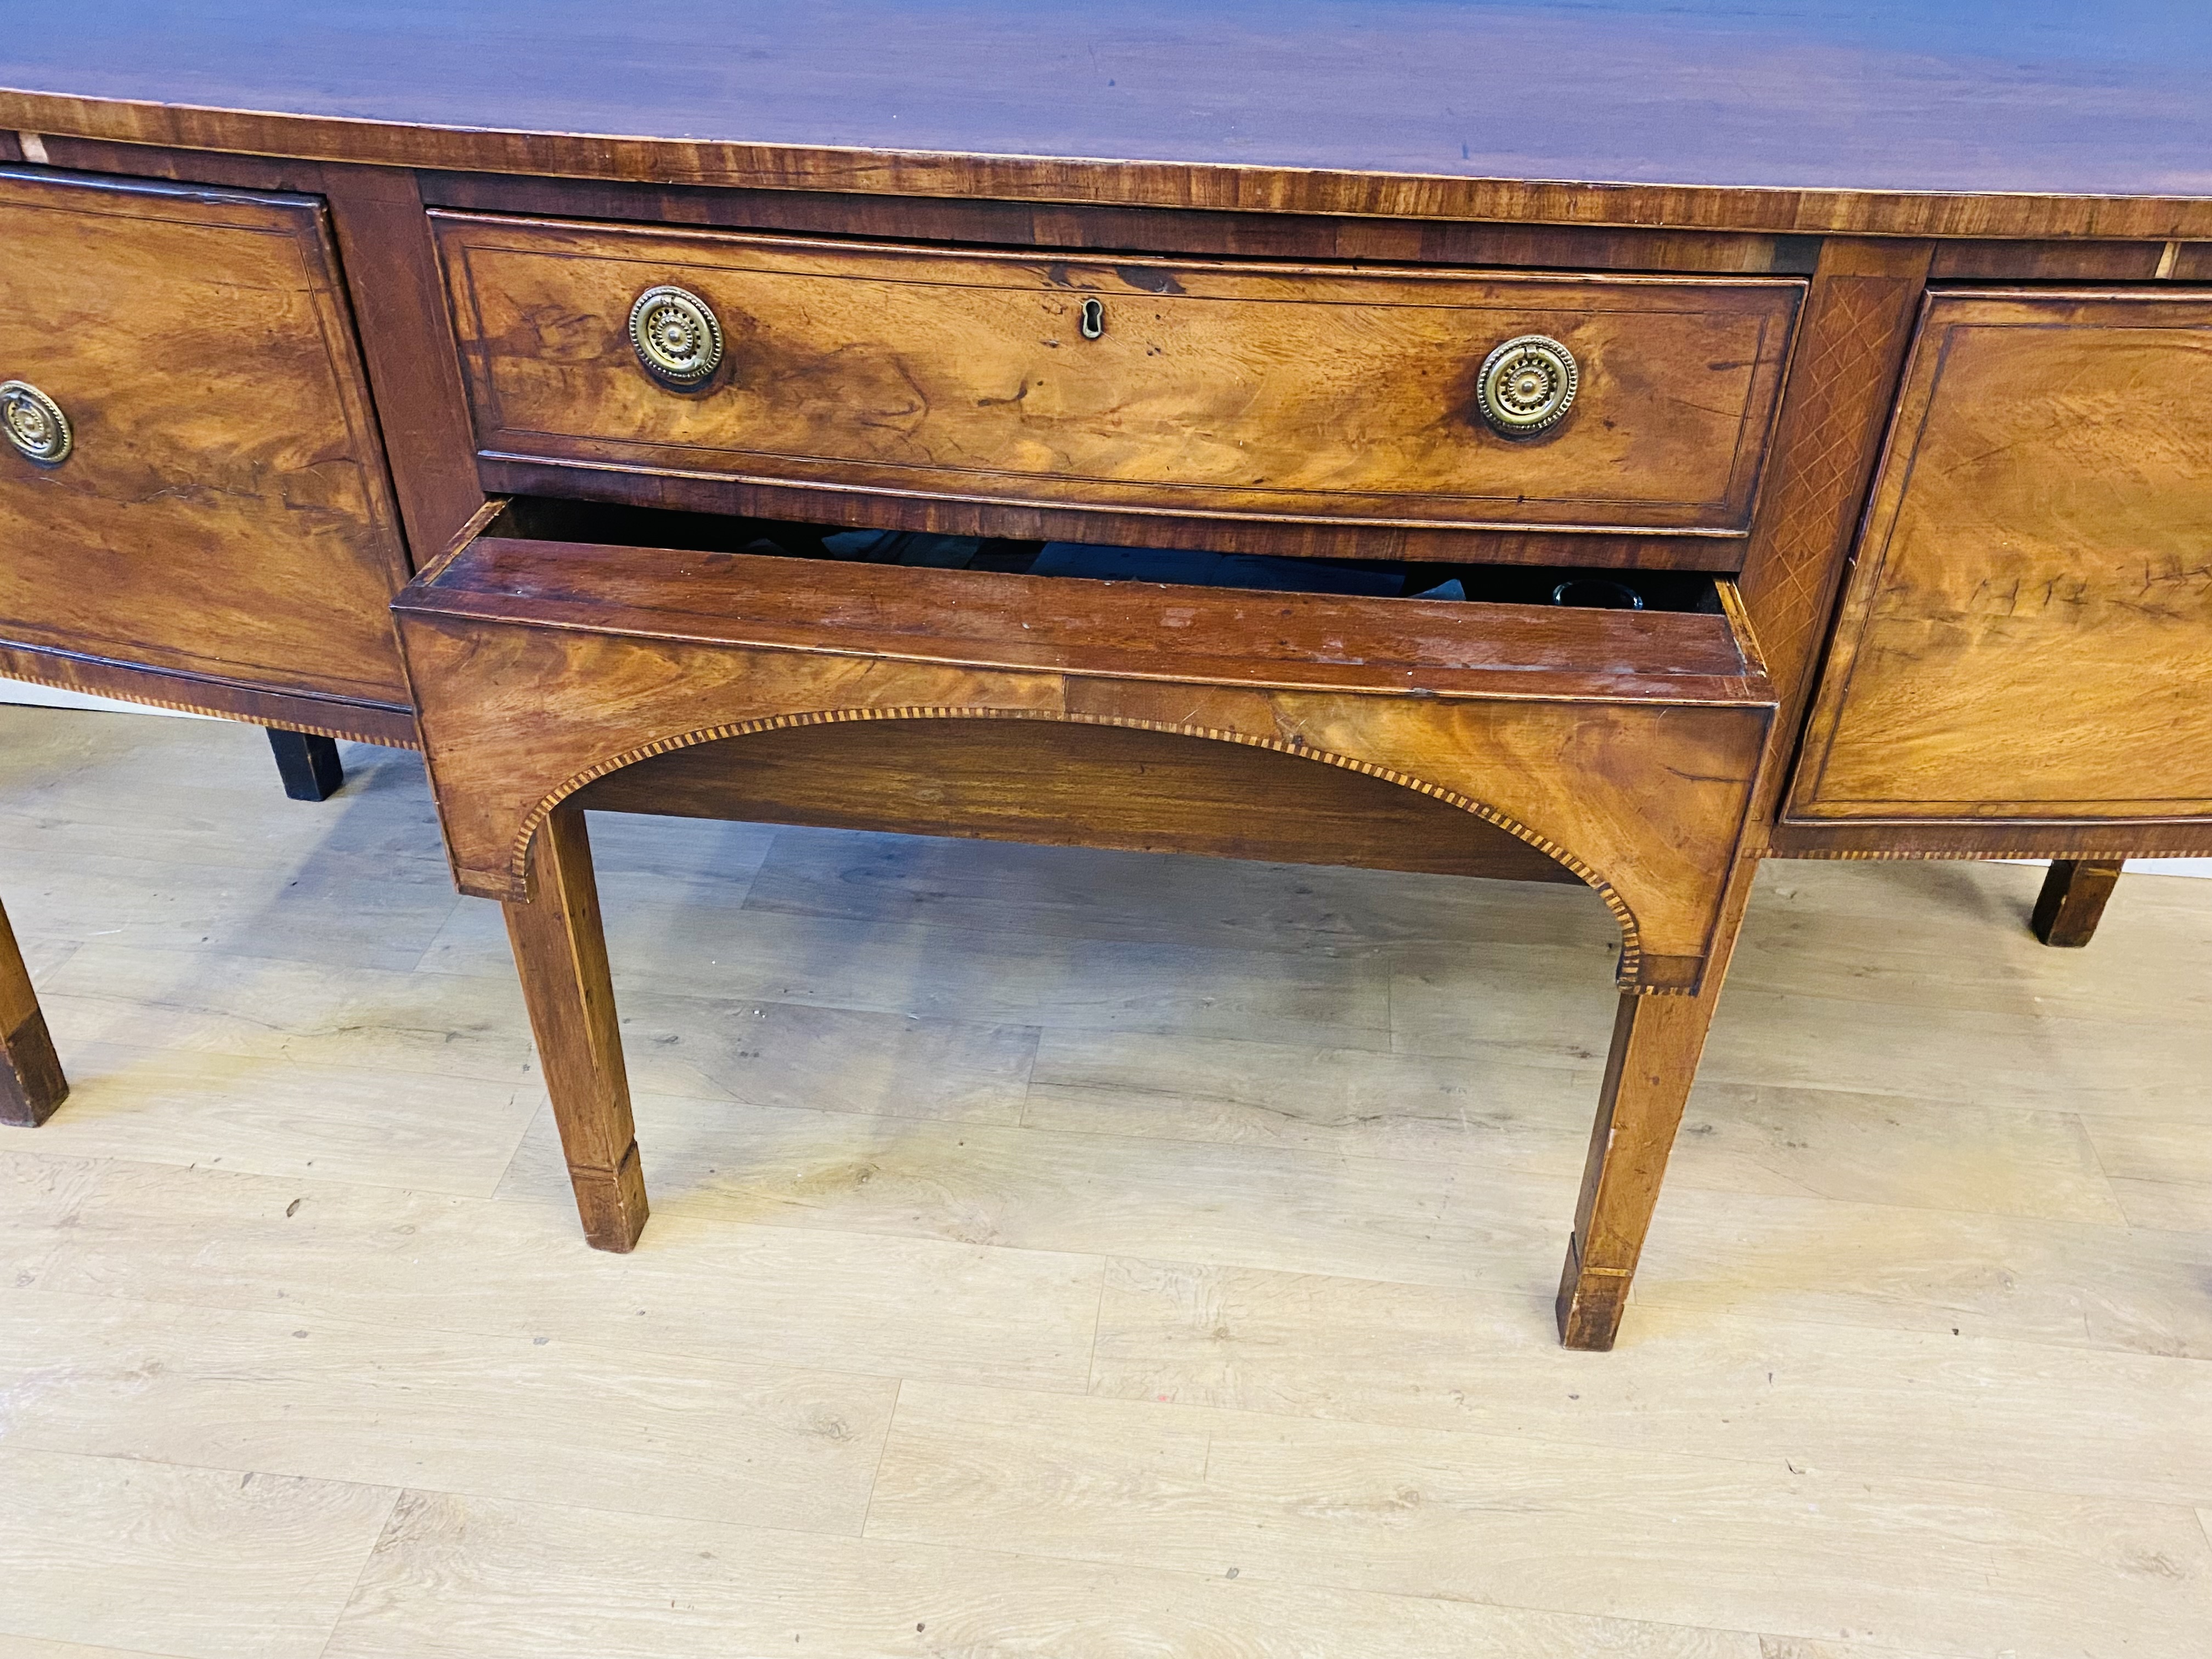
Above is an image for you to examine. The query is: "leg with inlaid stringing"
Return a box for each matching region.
[501,803,648,1250]
[1555,867,1752,1351]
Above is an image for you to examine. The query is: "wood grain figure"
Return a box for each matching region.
[0,167,411,709]
[434,216,1800,541]
[11,3,2212,237]
[1793,292,2212,825]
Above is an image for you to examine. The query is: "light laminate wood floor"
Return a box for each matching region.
[1,704,2208,1659]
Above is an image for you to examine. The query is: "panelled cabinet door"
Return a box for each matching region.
[1789,290,2212,824]
[0,167,410,704]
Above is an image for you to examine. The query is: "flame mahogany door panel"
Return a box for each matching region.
[1791,289,2212,825]
[0,167,411,705]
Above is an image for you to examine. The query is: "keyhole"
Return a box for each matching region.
[1078,297,1105,340]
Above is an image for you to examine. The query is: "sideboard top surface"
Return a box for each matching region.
[4,1,2211,237]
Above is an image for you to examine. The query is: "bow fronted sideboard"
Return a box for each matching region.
[3,2,2208,1346]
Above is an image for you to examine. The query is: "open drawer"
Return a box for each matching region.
[394,498,1776,992]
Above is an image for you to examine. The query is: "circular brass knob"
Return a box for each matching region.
[1475,335,1578,436]
[629,285,724,386]
[1,380,71,464]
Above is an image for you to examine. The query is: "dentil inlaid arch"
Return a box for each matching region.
[503,704,1652,986]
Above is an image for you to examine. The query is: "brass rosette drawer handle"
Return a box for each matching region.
[629,285,724,386]
[1,380,72,464]
[1476,334,1578,436]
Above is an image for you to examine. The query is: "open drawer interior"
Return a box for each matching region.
[435,497,1764,695]
[488,496,1731,614]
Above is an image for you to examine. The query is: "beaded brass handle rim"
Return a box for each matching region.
[1,380,71,464]
[1475,334,1578,436]
[628,285,724,387]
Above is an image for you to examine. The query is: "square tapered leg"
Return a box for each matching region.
[2030,859,2123,948]
[267,728,346,802]
[0,898,67,1128]
[1555,868,1752,1351]
[500,804,648,1250]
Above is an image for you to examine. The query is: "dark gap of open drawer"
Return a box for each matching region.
[490,496,1730,615]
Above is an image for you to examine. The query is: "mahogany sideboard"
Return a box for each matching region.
[2,4,2209,1348]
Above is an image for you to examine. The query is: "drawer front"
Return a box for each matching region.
[1791,290,2212,823]
[0,168,409,704]
[435,215,1800,537]
[400,503,1773,985]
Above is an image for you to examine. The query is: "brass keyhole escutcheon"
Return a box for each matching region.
[0,380,71,464]
[1078,297,1105,340]
[628,285,724,386]
[1475,334,1578,436]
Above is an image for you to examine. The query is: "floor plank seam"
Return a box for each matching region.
[1081,1252,1110,1392]
[854,1374,2212,1513]
[0,1280,1074,1398]
[14,1275,2205,1511]
[315,1486,409,1659]
[855,1376,905,1542]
